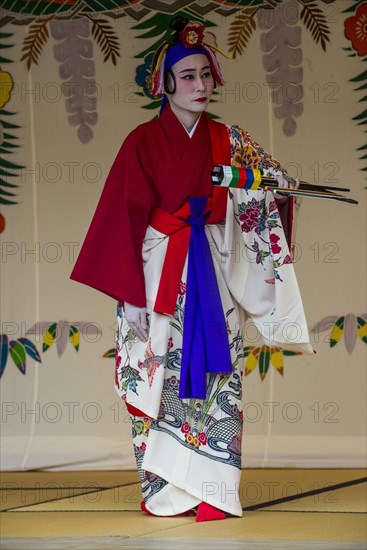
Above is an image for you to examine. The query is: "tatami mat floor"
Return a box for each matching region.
[0,470,366,550]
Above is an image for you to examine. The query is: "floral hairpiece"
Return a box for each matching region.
[147,19,235,98]
[179,23,205,48]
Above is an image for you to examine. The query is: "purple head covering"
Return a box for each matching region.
[164,43,210,71]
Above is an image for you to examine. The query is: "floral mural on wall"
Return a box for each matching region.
[0,0,361,234]
[343,1,367,172]
[0,1,364,382]
[0,0,341,139]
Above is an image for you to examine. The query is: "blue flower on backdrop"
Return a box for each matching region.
[136,52,156,100]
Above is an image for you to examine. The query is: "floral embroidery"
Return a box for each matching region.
[165,375,179,389]
[120,364,143,395]
[268,200,278,214]
[115,349,121,389]
[227,125,281,171]
[133,442,147,459]
[230,403,243,421]
[181,421,207,448]
[232,144,262,169]
[270,233,281,254]
[185,433,200,448]
[181,421,190,434]
[179,281,187,295]
[238,197,266,234]
[198,432,207,445]
[227,434,241,456]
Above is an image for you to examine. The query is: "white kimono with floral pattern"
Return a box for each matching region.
[115,124,312,517]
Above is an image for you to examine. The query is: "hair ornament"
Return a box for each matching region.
[147,17,235,98]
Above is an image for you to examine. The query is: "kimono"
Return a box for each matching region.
[71,104,312,517]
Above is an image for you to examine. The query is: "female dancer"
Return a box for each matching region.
[71,17,312,521]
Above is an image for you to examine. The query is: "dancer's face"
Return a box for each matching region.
[166,54,215,117]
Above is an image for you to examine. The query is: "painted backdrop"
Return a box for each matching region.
[0,0,366,471]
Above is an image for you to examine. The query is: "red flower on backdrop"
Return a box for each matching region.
[179,23,205,48]
[344,3,367,56]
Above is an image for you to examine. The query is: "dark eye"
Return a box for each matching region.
[202,72,212,78]
[182,74,194,80]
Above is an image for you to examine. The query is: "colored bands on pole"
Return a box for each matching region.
[211,165,358,205]
[216,166,262,190]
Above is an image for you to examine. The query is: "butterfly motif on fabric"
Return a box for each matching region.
[140,339,165,388]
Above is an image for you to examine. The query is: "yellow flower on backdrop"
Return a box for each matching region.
[0,68,13,108]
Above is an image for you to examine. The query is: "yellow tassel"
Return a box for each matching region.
[203,41,237,62]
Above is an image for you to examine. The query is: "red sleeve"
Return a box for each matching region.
[70,127,153,307]
[277,196,294,249]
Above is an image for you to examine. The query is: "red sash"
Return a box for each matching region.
[150,119,230,315]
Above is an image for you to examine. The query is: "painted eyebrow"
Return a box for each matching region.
[178,65,211,74]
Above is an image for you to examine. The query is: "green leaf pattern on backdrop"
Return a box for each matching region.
[26,321,102,357]
[0,321,104,379]
[0,2,364,385]
[0,335,9,378]
[311,313,367,354]
[1,1,342,141]
[9,340,27,375]
[69,325,80,352]
[18,338,42,363]
[0,335,41,378]
[0,32,20,233]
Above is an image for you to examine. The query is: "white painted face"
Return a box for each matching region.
[166,54,215,118]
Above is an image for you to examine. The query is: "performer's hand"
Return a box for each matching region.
[273,169,299,202]
[124,302,149,342]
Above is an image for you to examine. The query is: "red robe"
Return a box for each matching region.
[71,105,292,305]
[70,105,223,306]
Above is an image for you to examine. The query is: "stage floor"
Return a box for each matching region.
[1,469,366,549]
